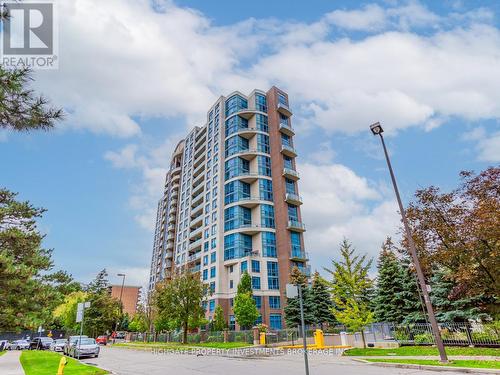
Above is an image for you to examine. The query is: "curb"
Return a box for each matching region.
[351,358,500,374]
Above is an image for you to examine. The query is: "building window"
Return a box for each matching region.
[283,155,293,170]
[203,255,209,265]
[257,156,271,177]
[203,269,208,280]
[211,238,217,249]
[252,276,261,290]
[253,295,262,309]
[229,315,235,330]
[255,114,268,133]
[209,299,215,312]
[225,115,248,137]
[240,260,247,273]
[267,261,279,290]
[279,113,289,126]
[251,260,260,273]
[255,93,267,112]
[224,233,252,260]
[262,232,277,257]
[210,266,216,278]
[210,252,216,263]
[269,296,281,309]
[204,242,209,252]
[225,180,250,204]
[287,204,298,222]
[285,178,296,194]
[278,92,288,106]
[281,133,292,148]
[224,206,251,231]
[291,232,302,257]
[260,204,275,228]
[225,135,249,157]
[209,282,215,293]
[225,95,248,117]
[270,314,282,329]
[259,179,273,201]
[229,280,234,289]
[256,134,270,154]
[225,157,250,180]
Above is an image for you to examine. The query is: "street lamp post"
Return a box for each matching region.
[370,122,448,363]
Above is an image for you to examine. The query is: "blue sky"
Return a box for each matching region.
[1,0,499,287]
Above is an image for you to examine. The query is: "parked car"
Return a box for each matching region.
[95,335,107,345]
[68,338,100,358]
[63,335,88,355]
[29,337,53,350]
[115,331,126,339]
[49,339,67,352]
[6,340,30,350]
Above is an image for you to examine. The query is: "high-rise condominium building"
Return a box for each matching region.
[148,87,309,330]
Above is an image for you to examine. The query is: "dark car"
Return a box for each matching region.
[29,337,53,350]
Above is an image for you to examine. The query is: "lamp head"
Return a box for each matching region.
[117,273,125,277]
[370,122,384,135]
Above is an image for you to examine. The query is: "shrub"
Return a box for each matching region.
[414,333,433,344]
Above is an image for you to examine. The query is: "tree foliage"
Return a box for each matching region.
[404,167,499,316]
[326,239,374,347]
[154,271,206,343]
[233,272,259,329]
[284,267,314,328]
[128,306,149,333]
[212,305,227,331]
[0,67,63,132]
[310,272,336,328]
[0,189,77,331]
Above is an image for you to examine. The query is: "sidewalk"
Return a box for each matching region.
[0,351,25,375]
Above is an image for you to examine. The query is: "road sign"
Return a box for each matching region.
[286,283,298,298]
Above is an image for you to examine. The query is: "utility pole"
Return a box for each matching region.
[370,122,448,363]
[286,283,310,375]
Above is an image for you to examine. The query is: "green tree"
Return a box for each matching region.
[404,167,499,316]
[398,258,426,324]
[310,272,336,328]
[284,267,315,328]
[154,271,206,343]
[374,237,421,323]
[0,189,76,331]
[233,272,259,329]
[52,291,88,332]
[128,306,149,333]
[86,269,109,294]
[325,239,374,347]
[212,305,227,331]
[430,267,490,322]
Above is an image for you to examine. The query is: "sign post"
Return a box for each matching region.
[76,301,91,360]
[286,283,309,375]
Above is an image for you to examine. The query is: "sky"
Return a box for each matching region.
[1,0,499,288]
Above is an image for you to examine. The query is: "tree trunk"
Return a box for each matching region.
[361,331,366,349]
[183,321,188,344]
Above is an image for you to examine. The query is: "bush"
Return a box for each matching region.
[394,330,410,342]
[187,334,201,343]
[414,333,433,344]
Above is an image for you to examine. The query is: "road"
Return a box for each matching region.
[82,346,467,375]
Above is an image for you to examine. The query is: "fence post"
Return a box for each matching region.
[223,329,229,343]
[465,323,474,347]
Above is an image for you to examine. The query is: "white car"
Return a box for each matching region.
[63,335,88,355]
[68,338,100,358]
[6,340,30,350]
[49,339,67,352]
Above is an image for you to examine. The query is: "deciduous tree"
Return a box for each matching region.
[233,272,259,329]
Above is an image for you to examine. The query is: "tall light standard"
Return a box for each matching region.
[370,122,448,363]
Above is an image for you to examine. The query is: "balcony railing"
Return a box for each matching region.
[279,122,295,136]
[287,220,306,232]
[189,264,201,273]
[285,192,303,205]
[188,238,202,251]
[281,144,297,157]
[290,250,309,261]
[277,102,293,117]
[283,168,300,181]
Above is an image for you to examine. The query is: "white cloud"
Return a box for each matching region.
[298,162,401,273]
[463,126,500,162]
[326,4,387,31]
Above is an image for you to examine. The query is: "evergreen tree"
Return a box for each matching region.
[284,267,315,328]
[86,269,109,294]
[310,272,336,328]
[430,267,490,322]
[373,238,409,323]
[212,305,227,331]
[0,189,76,331]
[398,258,426,324]
[233,272,259,329]
[325,239,374,347]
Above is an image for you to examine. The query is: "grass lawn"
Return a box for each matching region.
[0,351,6,356]
[20,351,108,375]
[363,358,500,369]
[114,341,252,350]
[344,346,500,357]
